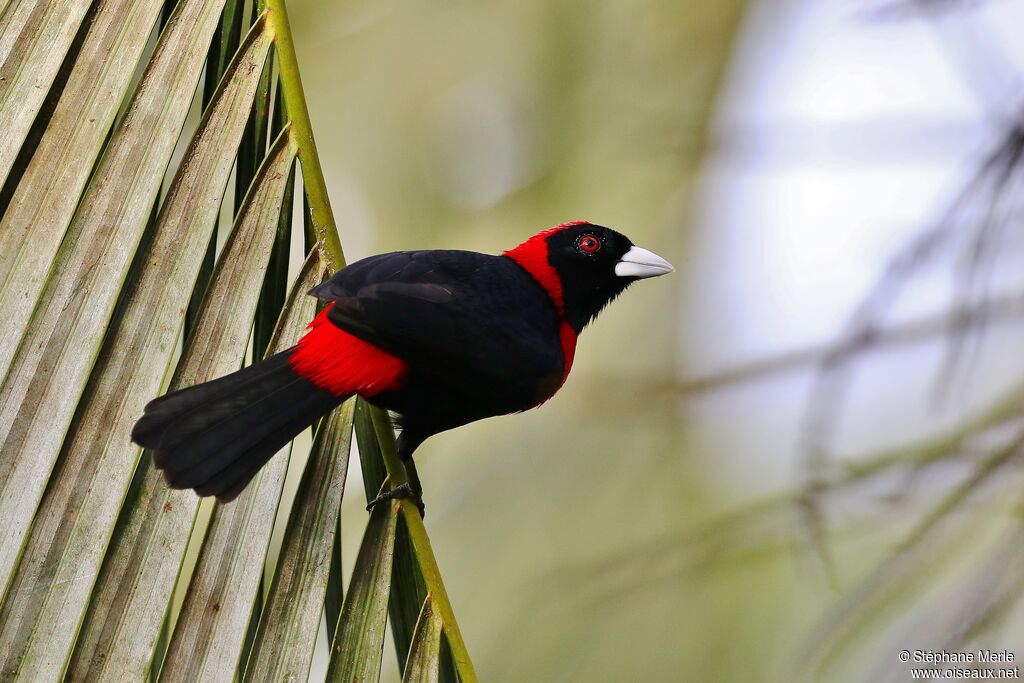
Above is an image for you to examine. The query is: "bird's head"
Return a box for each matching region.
[504,221,674,333]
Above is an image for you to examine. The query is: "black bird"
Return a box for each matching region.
[132,222,674,507]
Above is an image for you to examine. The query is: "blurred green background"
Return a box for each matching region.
[284,0,1024,680]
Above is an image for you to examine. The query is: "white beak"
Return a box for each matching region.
[615,246,674,279]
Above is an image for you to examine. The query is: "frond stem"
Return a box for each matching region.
[265,0,345,272]
[370,407,479,682]
[266,2,478,679]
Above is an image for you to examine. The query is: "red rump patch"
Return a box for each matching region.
[504,222,584,385]
[289,304,408,397]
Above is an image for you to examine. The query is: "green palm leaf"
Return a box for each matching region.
[326,495,400,683]
[0,0,478,679]
[403,595,444,683]
[71,235,315,681]
[0,15,275,679]
[157,228,315,680]
[0,0,229,597]
[244,401,355,681]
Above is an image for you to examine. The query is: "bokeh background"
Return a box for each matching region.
[281,0,1024,680]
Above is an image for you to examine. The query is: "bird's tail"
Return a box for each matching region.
[132,350,345,502]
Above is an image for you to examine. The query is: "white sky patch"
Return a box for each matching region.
[681,0,1024,493]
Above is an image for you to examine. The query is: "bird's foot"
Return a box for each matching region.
[366,482,425,517]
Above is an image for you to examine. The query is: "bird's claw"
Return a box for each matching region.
[366,482,425,517]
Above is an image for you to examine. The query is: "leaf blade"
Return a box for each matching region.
[0,0,93,189]
[67,129,303,681]
[243,400,355,682]
[0,0,232,601]
[402,596,443,683]
[325,499,399,683]
[156,247,322,681]
[0,15,276,680]
[0,0,164,389]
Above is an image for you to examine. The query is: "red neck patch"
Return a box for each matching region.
[504,222,588,386]
[502,221,588,317]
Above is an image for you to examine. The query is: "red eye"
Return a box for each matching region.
[578,235,601,253]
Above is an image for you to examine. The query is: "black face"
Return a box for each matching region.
[546,224,636,333]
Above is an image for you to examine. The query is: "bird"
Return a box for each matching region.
[131,221,674,510]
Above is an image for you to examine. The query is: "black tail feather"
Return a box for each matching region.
[132,350,345,502]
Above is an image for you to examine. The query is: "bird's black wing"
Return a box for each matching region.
[308,250,564,386]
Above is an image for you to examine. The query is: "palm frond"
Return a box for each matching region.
[403,595,445,683]
[0,0,232,602]
[0,15,277,679]
[71,248,317,679]
[0,0,479,679]
[0,0,93,188]
[158,223,316,679]
[244,401,354,680]
[327,493,400,682]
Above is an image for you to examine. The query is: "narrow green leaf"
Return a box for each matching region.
[439,633,460,683]
[184,0,246,336]
[356,398,388,502]
[240,25,279,359]
[0,0,163,379]
[365,407,476,682]
[202,0,245,108]
[0,15,276,679]
[403,596,443,683]
[326,498,399,683]
[325,507,345,634]
[0,0,231,600]
[355,400,432,674]
[391,517,431,675]
[0,0,93,189]
[253,162,294,356]
[234,13,273,211]
[67,130,302,680]
[354,399,432,677]
[157,256,322,681]
[243,401,355,681]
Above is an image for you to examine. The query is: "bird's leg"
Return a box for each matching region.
[364,469,424,516]
[366,430,426,516]
[404,456,425,517]
[365,481,418,511]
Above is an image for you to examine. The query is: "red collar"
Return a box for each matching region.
[502,221,588,317]
[504,222,588,388]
